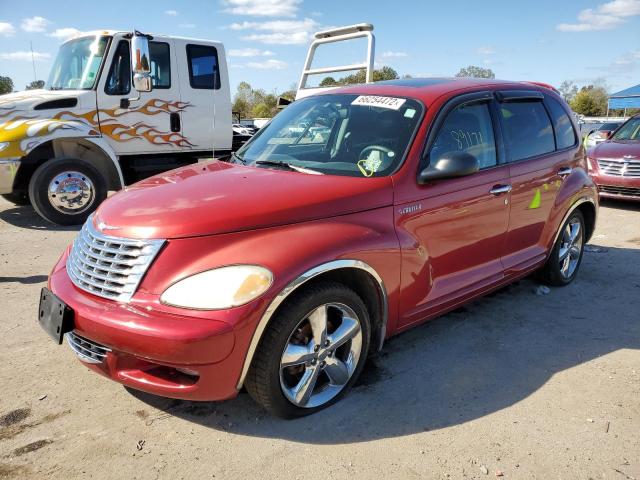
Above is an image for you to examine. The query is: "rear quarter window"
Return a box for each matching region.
[546,97,577,150]
[499,101,555,162]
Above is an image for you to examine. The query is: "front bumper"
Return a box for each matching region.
[590,170,640,202]
[48,256,261,401]
[0,158,20,194]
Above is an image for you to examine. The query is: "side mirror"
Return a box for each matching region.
[418,151,480,184]
[131,33,152,92]
[277,96,292,110]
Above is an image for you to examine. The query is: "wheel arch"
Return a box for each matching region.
[550,196,597,248]
[236,259,388,390]
[14,138,124,193]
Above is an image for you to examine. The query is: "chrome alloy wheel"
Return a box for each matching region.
[279,303,363,408]
[558,217,583,279]
[47,171,95,214]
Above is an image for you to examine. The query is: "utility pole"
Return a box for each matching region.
[30,41,37,81]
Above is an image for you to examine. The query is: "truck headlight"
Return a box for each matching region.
[160,265,273,310]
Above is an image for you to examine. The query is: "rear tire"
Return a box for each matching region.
[1,191,30,206]
[538,210,585,286]
[28,158,107,226]
[245,282,371,418]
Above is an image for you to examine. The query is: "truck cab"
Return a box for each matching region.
[0,30,232,225]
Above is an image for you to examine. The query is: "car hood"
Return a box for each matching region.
[93,161,394,239]
[0,89,93,113]
[590,140,640,159]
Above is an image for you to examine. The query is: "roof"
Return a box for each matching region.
[62,30,222,46]
[608,84,640,110]
[321,77,556,105]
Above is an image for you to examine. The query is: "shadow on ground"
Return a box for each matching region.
[600,198,640,212]
[129,244,640,444]
[0,205,80,232]
[0,275,48,284]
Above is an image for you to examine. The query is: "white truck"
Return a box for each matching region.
[0,30,232,225]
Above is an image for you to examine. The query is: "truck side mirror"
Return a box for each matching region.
[131,33,152,92]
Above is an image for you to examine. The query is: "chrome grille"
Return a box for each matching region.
[65,332,111,364]
[67,217,164,302]
[597,158,640,177]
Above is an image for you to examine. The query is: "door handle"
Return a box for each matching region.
[170,112,181,133]
[490,184,512,195]
[558,167,572,178]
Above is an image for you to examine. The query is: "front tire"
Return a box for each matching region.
[28,158,107,226]
[539,210,585,286]
[245,282,371,418]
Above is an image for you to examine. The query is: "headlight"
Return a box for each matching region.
[160,265,273,310]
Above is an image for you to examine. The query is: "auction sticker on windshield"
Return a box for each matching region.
[351,95,406,110]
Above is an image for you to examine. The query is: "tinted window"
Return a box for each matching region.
[187,44,220,89]
[430,102,497,169]
[500,101,555,162]
[105,40,130,95]
[612,117,640,141]
[546,97,576,150]
[149,42,171,88]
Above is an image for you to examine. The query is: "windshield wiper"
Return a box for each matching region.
[230,152,245,164]
[255,160,323,175]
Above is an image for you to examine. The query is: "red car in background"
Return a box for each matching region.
[39,78,598,418]
[587,114,640,201]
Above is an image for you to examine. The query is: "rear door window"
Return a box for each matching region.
[546,97,577,150]
[499,101,555,162]
[187,44,220,89]
[429,102,497,169]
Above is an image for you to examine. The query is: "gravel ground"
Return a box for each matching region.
[0,197,638,480]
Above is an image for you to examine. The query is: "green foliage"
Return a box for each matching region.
[455,65,495,79]
[319,66,399,87]
[26,80,45,90]
[232,81,293,119]
[569,86,608,116]
[0,76,13,95]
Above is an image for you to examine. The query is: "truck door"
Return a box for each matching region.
[172,38,232,156]
[95,35,187,158]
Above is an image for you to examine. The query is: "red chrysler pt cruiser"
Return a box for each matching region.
[40,78,598,417]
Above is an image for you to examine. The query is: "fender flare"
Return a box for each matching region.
[235,259,388,390]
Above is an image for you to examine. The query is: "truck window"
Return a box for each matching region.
[105,40,130,95]
[104,40,171,94]
[186,44,220,90]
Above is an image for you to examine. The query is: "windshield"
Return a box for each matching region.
[611,117,640,141]
[46,36,110,90]
[235,94,423,177]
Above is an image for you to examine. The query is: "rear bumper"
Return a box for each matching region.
[0,158,20,194]
[48,258,259,401]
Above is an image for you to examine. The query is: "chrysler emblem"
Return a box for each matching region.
[98,222,119,231]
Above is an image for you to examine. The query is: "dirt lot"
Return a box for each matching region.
[0,197,638,480]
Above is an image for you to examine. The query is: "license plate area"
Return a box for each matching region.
[38,287,74,344]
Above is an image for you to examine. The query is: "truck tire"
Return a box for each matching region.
[1,191,30,206]
[28,158,107,226]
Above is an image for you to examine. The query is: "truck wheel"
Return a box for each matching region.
[538,210,585,286]
[28,158,107,226]
[245,282,370,418]
[1,191,30,206]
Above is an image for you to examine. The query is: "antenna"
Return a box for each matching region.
[30,41,37,82]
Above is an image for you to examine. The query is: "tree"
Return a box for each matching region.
[26,80,45,90]
[319,66,399,87]
[232,82,294,119]
[569,86,608,116]
[558,80,578,102]
[455,65,495,79]
[0,76,13,95]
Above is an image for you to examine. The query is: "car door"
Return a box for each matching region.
[95,35,186,156]
[496,90,577,273]
[395,92,511,328]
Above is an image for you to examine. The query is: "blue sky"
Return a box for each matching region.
[0,0,639,95]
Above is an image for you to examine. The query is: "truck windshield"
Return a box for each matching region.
[611,117,640,141]
[234,94,423,177]
[46,36,110,90]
